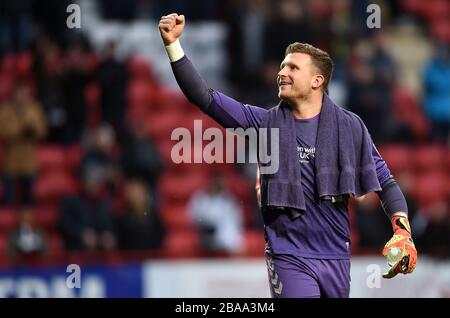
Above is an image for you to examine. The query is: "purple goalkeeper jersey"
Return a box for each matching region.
[204,91,392,259]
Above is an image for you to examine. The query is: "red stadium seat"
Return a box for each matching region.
[84,52,99,73]
[242,202,257,228]
[15,51,34,79]
[223,172,252,202]
[401,0,423,13]
[0,207,18,232]
[47,233,65,259]
[34,205,59,232]
[421,0,450,22]
[430,19,450,43]
[85,82,102,128]
[156,139,211,174]
[393,86,430,140]
[160,203,194,230]
[0,73,14,101]
[1,54,15,75]
[222,171,255,226]
[127,56,156,82]
[128,100,149,115]
[413,172,448,208]
[159,171,209,204]
[37,145,66,173]
[378,144,412,174]
[243,229,265,256]
[179,111,220,130]
[447,175,450,196]
[34,171,80,204]
[0,233,7,256]
[65,143,84,172]
[172,112,230,166]
[84,82,100,106]
[147,108,183,140]
[127,79,155,106]
[150,87,190,113]
[164,228,201,257]
[413,145,447,173]
[307,0,331,19]
[409,116,431,141]
[447,149,450,170]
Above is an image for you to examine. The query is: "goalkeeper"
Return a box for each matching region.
[159,13,417,298]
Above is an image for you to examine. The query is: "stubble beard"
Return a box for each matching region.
[279,87,311,105]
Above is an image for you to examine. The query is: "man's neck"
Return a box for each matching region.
[289,93,324,120]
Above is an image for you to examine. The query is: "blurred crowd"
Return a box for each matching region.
[0,0,449,264]
[0,0,171,261]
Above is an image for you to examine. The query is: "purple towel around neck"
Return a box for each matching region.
[259,94,381,211]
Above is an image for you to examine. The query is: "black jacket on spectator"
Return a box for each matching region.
[115,210,165,251]
[59,195,113,251]
[120,134,164,188]
[96,56,128,131]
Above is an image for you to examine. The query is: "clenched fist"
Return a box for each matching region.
[158,13,185,46]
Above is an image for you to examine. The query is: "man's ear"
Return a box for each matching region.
[312,74,325,90]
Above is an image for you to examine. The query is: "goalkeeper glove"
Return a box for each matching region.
[382,215,417,279]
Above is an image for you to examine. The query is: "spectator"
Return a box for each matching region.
[120,119,164,191]
[356,170,421,250]
[263,0,312,63]
[96,41,128,133]
[115,178,165,251]
[241,0,316,107]
[0,0,33,55]
[346,39,392,142]
[59,169,116,251]
[414,200,450,259]
[371,31,417,143]
[8,206,48,261]
[80,123,120,196]
[60,40,92,145]
[329,0,352,60]
[188,175,244,254]
[225,0,269,93]
[422,41,450,143]
[32,35,65,143]
[30,0,72,45]
[370,32,396,94]
[98,0,138,22]
[149,0,219,21]
[0,82,47,206]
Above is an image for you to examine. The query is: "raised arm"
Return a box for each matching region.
[158,13,267,130]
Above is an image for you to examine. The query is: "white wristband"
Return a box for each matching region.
[392,211,408,218]
[165,39,185,62]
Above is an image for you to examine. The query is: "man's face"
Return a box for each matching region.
[277,53,318,102]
